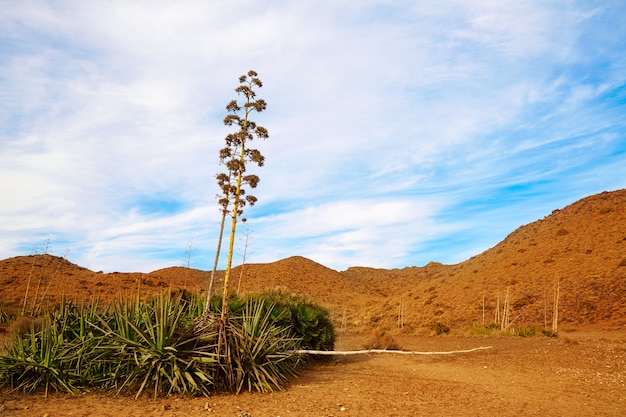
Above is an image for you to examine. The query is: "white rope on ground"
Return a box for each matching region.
[292,346,493,356]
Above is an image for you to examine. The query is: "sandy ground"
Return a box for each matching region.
[1,330,625,417]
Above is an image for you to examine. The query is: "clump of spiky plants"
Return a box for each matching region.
[88,292,219,398]
[242,289,335,351]
[203,289,336,353]
[0,301,93,396]
[0,293,220,398]
[0,289,334,397]
[216,299,302,393]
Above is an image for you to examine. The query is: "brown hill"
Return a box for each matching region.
[340,189,626,330]
[0,256,205,315]
[1,189,625,332]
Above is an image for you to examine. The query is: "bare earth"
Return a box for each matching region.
[1,330,625,417]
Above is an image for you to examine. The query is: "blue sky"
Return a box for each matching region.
[1,1,625,272]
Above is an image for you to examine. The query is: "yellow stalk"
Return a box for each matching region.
[220,106,250,321]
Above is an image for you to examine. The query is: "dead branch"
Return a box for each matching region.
[292,346,493,356]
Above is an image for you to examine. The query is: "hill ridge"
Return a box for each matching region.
[1,189,625,330]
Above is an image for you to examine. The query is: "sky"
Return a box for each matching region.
[1,1,625,273]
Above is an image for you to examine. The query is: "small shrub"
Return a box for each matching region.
[510,326,538,337]
[424,322,450,335]
[470,322,498,336]
[365,330,401,350]
[542,329,558,338]
[0,305,12,324]
[561,336,579,345]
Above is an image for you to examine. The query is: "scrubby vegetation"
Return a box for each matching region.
[424,321,451,335]
[468,322,558,338]
[0,290,334,397]
[0,304,11,324]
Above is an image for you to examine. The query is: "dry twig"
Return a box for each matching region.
[292,346,493,356]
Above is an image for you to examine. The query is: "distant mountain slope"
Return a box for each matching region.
[339,189,626,329]
[1,189,625,331]
[0,255,186,313]
[452,189,626,327]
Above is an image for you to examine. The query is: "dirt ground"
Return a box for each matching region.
[1,330,624,417]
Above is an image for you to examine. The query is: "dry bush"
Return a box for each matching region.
[364,330,402,350]
[8,316,45,335]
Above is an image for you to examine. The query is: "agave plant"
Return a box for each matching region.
[0,312,82,396]
[48,300,107,388]
[91,292,219,398]
[217,299,302,393]
[1,290,333,398]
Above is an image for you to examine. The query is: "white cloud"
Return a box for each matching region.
[247,197,454,269]
[1,1,625,272]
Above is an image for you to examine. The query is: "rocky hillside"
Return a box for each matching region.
[1,189,625,331]
[343,190,626,330]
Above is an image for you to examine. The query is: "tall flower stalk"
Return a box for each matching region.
[211,70,267,321]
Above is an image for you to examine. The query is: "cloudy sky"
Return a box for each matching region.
[1,1,625,273]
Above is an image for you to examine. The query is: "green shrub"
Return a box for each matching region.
[510,326,537,337]
[290,302,335,351]
[243,290,335,351]
[542,329,558,338]
[471,322,499,335]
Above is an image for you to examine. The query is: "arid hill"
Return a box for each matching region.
[1,189,625,332]
[341,189,626,330]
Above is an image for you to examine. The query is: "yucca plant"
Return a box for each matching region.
[91,292,219,398]
[0,299,114,396]
[0,313,82,397]
[217,299,302,393]
[203,292,249,321]
[1,290,332,398]
[85,299,145,391]
[47,300,107,388]
[178,290,206,319]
